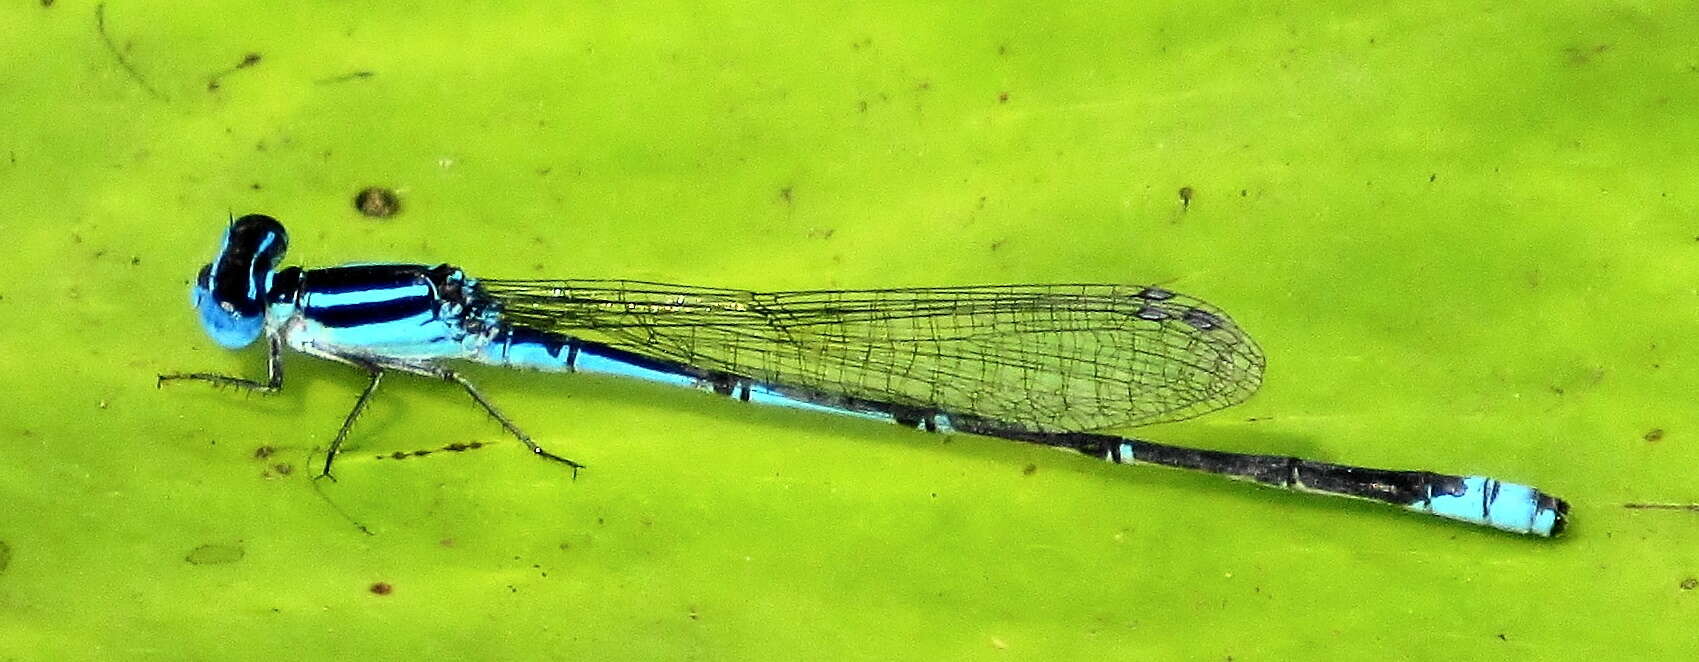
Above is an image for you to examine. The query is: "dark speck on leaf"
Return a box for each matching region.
[1644,428,1665,442]
[370,582,393,595]
[354,187,401,218]
[315,70,376,85]
[207,52,263,92]
[185,543,245,565]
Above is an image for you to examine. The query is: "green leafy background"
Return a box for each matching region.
[3,1,1696,659]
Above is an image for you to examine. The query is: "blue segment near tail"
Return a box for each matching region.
[1417,476,1562,537]
[164,214,1570,537]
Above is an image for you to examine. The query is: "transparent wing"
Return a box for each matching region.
[478,279,1265,432]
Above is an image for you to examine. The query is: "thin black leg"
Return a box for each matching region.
[158,334,286,392]
[164,335,583,478]
[445,370,585,476]
[383,363,584,476]
[363,359,584,475]
[320,361,384,480]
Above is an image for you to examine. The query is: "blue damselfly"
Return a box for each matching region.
[161,215,1568,536]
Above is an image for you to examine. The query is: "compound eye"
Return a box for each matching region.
[190,215,290,349]
[207,215,289,316]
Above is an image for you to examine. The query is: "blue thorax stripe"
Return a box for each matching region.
[302,265,439,328]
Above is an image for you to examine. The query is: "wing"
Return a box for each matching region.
[478,279,1265,432]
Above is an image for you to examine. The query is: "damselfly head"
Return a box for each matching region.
[191,214,289,348]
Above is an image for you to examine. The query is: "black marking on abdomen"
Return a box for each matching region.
[570,337,714,381]
[495,325,583,370]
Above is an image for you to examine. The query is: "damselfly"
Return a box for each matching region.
[160,214,1568,536]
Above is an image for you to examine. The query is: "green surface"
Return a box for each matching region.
[4,1,1697,659]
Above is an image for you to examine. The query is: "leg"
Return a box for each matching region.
[158,334,286,393]
[161,335,381,479]
[379,361,584,476]
[319,359,385,480]
[446,370,585,476]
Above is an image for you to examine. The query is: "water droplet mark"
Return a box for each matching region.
[185,543,245,566]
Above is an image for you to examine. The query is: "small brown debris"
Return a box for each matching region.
[354,187,401,218]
